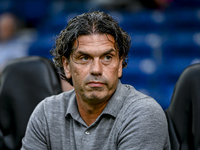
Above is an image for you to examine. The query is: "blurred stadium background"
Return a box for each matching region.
[1,0,200,110]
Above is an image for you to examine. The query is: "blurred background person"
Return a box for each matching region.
[0,12,35,73]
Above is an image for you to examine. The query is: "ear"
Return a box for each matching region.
[118,58,123,78]
[62,56,72,79]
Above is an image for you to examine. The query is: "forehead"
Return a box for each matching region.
[73,34,116,53]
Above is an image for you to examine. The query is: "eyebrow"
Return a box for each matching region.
[102,48,117,55]
[74,48,117,56]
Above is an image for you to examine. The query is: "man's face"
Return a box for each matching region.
[63,34,123,104]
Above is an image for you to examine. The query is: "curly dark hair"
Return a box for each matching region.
[50,11,131,85]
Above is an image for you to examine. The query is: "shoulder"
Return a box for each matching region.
[116,84,170,149]
[120,84,167,125]
[123,84,163,112]
[43,90,75,107]
[31,90,75,118]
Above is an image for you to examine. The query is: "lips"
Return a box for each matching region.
[87,81,105,87]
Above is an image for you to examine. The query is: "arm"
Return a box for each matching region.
[21,101,49,150]
[118,98,170,150]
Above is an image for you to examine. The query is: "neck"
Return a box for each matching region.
[76,98,109,126]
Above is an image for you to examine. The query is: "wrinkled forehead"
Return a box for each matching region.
[72,34,117,53]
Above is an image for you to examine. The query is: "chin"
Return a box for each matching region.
[86,92,109,102]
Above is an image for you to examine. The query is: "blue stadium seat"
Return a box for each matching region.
[119,10,167,32]
[28,34,55,59]
[129,33,154,58]
[164,9,200,31]
[162,31,200,59]
[12,0,49,27]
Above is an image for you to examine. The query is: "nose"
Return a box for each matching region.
[90,58,103,76]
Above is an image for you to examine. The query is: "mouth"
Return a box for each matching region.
[87,81,105,88]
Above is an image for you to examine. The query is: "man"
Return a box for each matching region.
[21,11,170,149]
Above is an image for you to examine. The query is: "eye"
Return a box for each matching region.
[77,55,92,64]
[80,55,89,61]
[101,55,113,65]
[104,55,112,61]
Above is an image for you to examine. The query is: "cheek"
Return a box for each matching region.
[71,66,88,84]
[71,67,81,81]
[106,65,120,78]
[108,66,122,79]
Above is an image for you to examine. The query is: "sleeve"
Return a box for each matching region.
[117,98,170,150]
[21,101,49,150]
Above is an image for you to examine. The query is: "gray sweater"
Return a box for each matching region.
[21,81,170,150]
